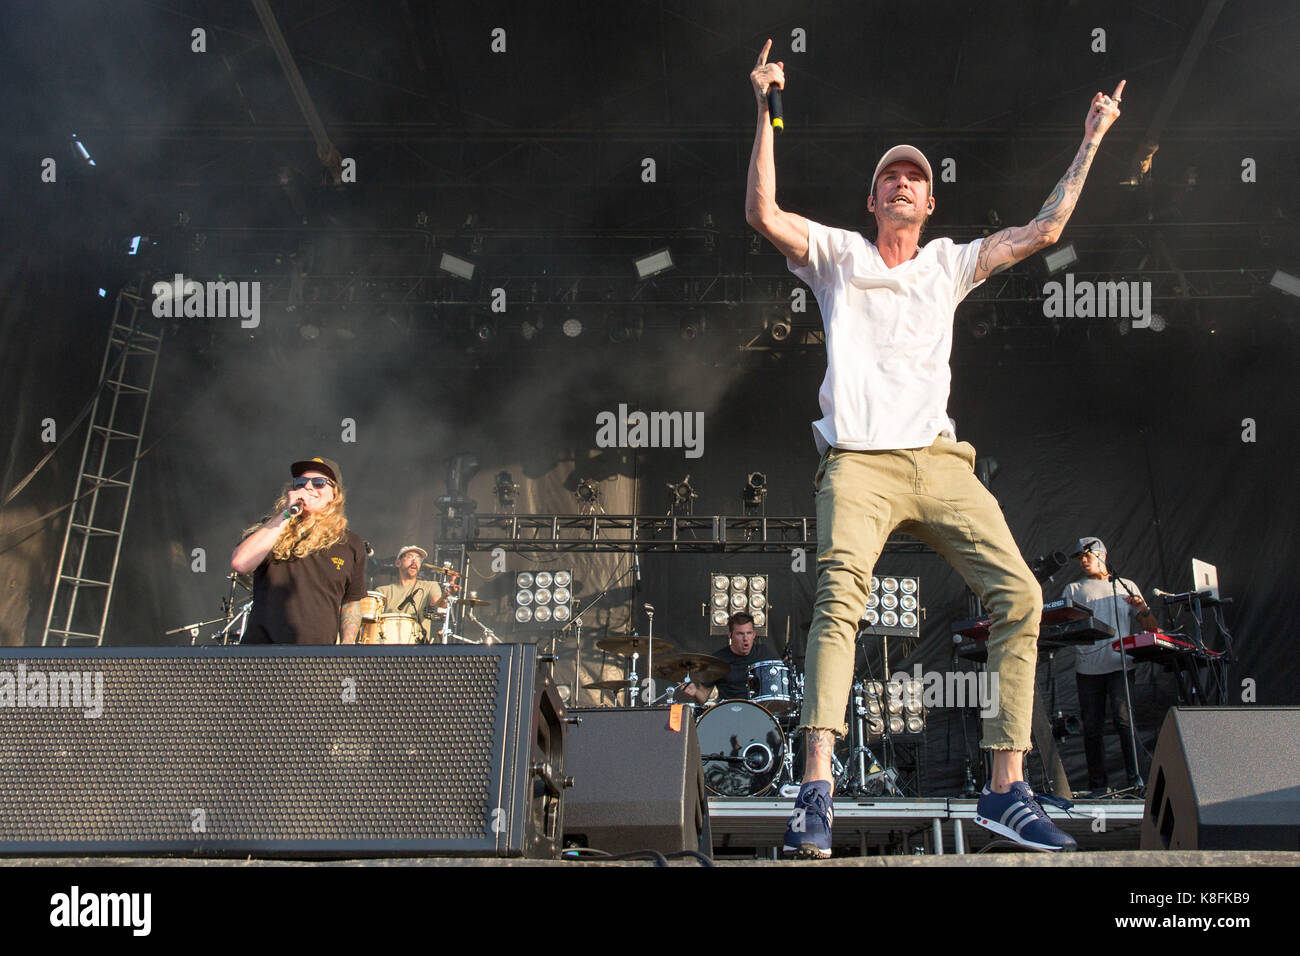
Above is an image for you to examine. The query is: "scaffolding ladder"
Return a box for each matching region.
[42,284,163,646]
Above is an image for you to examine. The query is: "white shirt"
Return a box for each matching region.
[788,221,984,452]
[1062,576,1146,675]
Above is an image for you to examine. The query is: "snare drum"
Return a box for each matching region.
[695,699,786,797]
[747,659,794,714]
[359,590,386,622]
[359,613,422,645]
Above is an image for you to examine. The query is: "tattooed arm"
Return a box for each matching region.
[339,600,362,644]
[973,80,1126,282]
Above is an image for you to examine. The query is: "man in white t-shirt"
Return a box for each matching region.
[744,39,1126,855]
[1062,537,1157,794]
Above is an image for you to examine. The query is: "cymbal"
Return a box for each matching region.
[596,635,674,656]
[457,596,490,607]
[424,563,461,577]
[583,679,634,693]
[651,652,728,684]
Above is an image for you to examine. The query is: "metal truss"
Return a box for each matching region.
[434,514,931,555]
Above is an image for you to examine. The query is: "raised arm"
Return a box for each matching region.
[745,39,810,266]
[973,80,1126,282]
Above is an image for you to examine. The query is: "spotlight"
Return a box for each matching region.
[770,318,792,341]
[494,471,519,514]
[707,572,769,635]
[741,471,767,515]
[562,316,583,338]
[474,318,495,341]
[439,252,476,281]
[634,248,674,280]
[679,314,703,341]
[1042,243,1078,276]
[668,474,698,515]
[575,478,602,514]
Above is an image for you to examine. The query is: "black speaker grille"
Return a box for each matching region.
[0,651,511,849]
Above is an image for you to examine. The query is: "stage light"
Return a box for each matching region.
[474,319,495,341]
[439,252,476,280]
[668,474,698,515]
[1269,270,1300,299]
[707,572,770,635]
[575,478,602,514]
[879,678,925,738]
[742,471,768,515]
[634,248,674,279]
[859,576,921,637]
[515,569,572,630]
[1043,243,1078,276]
[562,317,583,338]
[680,314,702,341]
[494,471,519,514]
[770,318,792,341]
[1149,313,1167,333]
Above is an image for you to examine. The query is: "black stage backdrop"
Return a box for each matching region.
[3,243,1297,794]
[3,0,1298,796]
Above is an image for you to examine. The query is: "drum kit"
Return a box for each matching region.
[358,562,497,645]
[582,632,819,798]
[582,631,901,798]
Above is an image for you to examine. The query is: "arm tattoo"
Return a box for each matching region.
[974,141,1098,280]
[339,601,362,643]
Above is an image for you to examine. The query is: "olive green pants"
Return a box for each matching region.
[799,436,1041,750]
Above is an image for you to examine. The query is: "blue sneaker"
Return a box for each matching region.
[782,781,833,859]
[975,781,1078,852]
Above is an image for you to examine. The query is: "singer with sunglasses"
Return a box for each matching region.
[232,456,368,645]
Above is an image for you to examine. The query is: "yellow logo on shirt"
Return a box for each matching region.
[331,557,344,569]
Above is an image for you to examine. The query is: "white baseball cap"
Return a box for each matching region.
[871,144,934,195]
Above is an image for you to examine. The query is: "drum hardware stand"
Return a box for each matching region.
[643,603,656,704]
[838,680,900,796]
[627,651,641,707]
[463,605,497,645]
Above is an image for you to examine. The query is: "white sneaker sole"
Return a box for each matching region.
[973,813,1077,851]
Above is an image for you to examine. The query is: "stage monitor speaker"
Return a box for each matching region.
[0,645,568,858]
[563,706,710,858]
[1142,706,1300,851]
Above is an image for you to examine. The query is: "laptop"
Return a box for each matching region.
[1191,559,1219,600]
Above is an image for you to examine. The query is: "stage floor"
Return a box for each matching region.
[707,795,1148,856]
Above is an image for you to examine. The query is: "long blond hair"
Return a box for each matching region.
[244,481,350,560]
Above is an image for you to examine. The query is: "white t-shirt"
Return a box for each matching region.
[788,221,984,453]
[1062,576,1146,675]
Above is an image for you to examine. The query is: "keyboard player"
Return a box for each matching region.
[1061,537,1158,795]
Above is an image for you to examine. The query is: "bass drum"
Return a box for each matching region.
[695,699,785,797]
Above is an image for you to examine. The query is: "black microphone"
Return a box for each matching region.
[285,501,304,518]
[398,587,422,613]
[767,86,783,132]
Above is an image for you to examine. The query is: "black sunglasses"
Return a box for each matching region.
[292,476,336,490]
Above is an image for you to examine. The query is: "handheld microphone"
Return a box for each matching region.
[285,501,304,518]
[767,86,783,131]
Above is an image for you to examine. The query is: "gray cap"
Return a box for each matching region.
[1072,537,1107,558]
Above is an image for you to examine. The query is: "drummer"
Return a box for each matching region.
[679,611,775,704]
[376,545,443,640]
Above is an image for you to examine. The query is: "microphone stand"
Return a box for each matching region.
[1099,553,1145,791]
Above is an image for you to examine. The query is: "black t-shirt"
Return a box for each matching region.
[708,643,775,700]
[242,530,368,645]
